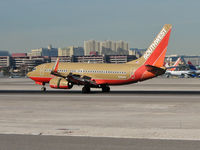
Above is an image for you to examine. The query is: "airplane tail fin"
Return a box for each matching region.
[188,61,197,70]
[170,57,181,71]
[127,24,172,68]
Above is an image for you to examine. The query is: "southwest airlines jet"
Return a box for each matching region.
[27,24,172,93]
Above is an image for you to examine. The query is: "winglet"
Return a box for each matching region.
[50,58,65,78]
[52,58,59,73]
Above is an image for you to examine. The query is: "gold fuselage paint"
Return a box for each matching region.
[29,62,141,84]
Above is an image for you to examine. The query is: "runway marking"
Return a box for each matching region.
[0,94,200,99]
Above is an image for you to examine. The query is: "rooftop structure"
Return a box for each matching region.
[0,50,9,56]
[11,53,27,57]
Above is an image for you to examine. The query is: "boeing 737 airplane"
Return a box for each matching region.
[27,24,172,93]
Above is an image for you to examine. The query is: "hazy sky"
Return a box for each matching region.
[0,0,200,55]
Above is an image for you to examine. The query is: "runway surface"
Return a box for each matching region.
[1,134,200,150]
[0,78,200,149]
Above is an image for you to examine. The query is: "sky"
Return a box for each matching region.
[0,0,200,55]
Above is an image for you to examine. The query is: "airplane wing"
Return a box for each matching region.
[66,73,97,86]
[50,58,98,87]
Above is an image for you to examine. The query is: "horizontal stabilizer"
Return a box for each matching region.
[145,65,166,76]
[166,66,179,70]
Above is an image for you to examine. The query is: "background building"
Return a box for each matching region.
[11,53,49,70]
[12,53,27,57]
[48,45,58,57]
[51,56,72,62]
[74,55,105,63]
[129,48,146,58]
[84,40,100,55]
[58,46,84,57]
[107,55,137,64]
[31,48,49,56]
[0,50,9,56]
[0,56,10,68]
[0,51,11,77]
[84,40,129,55]
[31,45,58,57]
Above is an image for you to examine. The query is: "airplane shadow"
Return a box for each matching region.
[0,90,200,95]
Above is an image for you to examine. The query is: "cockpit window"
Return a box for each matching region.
[32,67,36,71]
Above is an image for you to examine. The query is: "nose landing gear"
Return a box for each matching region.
[41,83,46,92]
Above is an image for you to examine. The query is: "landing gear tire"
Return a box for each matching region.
[101,85,110,93]
[82,86,90,93]
[68,82,73,89]
[41,87,46,92]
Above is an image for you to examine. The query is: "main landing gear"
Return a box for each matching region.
[41,83,46,92]
[101,84,110,93]
[82,85,90,93]
[82,84,110,93]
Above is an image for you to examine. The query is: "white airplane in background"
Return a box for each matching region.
[165,58,200,78]
[165,57,182,77]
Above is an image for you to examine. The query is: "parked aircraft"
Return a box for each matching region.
[165,59,200,78]
[165,57,181,77]
[188,61,200,77]
[27,24,172,93]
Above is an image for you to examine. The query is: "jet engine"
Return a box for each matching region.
[49,78,73,89]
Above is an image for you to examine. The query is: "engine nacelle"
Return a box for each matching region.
[49,78,73,89]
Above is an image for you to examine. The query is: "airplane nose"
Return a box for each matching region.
[27,71,32,78]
